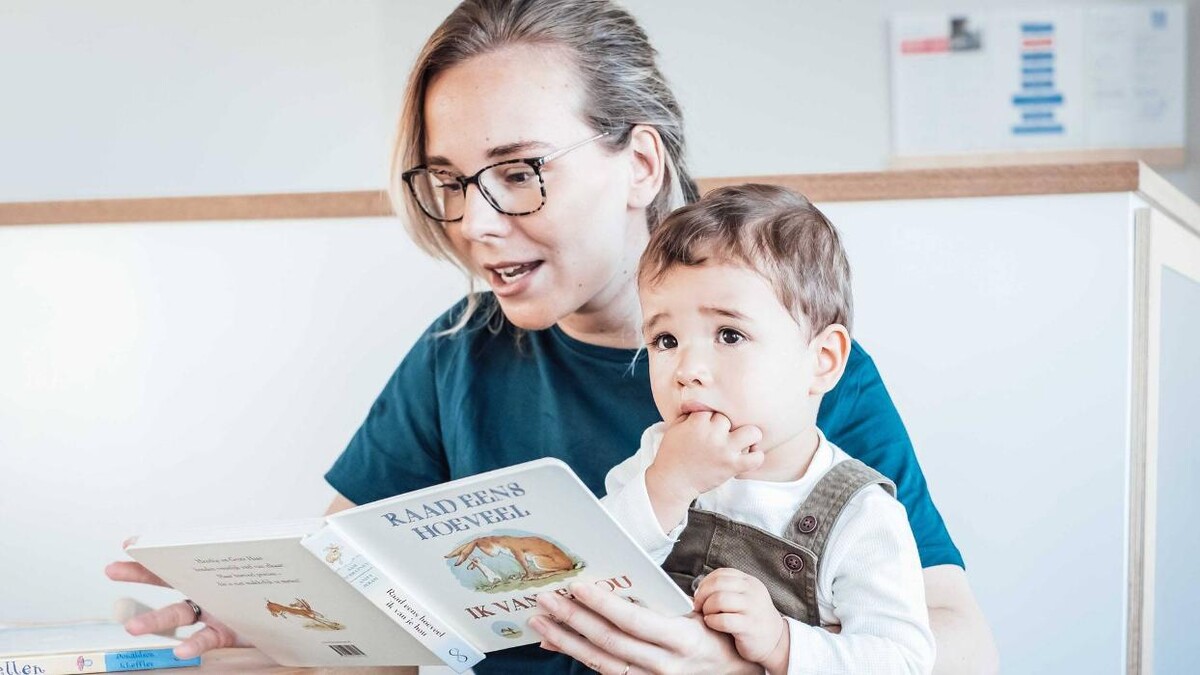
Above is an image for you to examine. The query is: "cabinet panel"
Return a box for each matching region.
[1153,267,1200,674]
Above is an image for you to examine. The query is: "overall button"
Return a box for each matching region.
[783,553,804,572]
[798,515,818,534]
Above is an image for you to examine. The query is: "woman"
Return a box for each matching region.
[107,1,997,673]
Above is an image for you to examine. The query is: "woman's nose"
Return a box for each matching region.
[457,186,511,242]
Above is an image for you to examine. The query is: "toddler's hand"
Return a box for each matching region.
[693,568,788,666]
[649,412,763,501]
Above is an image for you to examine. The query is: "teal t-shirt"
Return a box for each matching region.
[326,296,961,674]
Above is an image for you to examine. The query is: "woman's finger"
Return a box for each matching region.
[529,615,630,675]
[124,601,197,637]
[174,621,243,659]
[104,561,169,588]
[562,583,676,644]
[534,587,665,664]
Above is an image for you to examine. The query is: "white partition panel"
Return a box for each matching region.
[822,193,1134,674]
[0,217,464,621]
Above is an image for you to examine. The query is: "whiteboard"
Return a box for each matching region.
[890,4,1186,166]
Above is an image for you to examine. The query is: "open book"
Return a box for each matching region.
[126,458,691,672]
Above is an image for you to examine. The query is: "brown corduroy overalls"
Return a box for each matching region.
[661,458,896,626]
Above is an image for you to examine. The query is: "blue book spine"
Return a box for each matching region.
[104,648,201,671]
[2,648,200,674]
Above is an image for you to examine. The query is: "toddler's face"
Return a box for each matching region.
[640,260,822,460]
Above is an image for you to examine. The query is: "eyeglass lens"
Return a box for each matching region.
[408,161,544,221]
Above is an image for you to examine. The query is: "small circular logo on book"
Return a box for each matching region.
[492,620,523,639]
[444,529,585,593]
[323,544,342,564]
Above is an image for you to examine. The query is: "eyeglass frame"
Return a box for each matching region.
[400,131,610,223]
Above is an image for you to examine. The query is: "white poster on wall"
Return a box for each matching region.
[890,4,1186,165]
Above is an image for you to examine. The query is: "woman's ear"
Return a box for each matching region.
[626,124,666,210]
[809,324,851,396]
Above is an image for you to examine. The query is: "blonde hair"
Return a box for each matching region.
[390,0,698,333]
[639,184,853,336]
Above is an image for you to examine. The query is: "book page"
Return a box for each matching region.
[128,530,441,667]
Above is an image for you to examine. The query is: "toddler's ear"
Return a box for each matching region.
[809,325,851,396]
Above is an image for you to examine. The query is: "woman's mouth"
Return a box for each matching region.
[486,261,543,296]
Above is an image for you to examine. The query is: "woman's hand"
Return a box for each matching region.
[105,548,248,658]
[529,582,761,675]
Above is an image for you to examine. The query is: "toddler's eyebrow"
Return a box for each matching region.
[700,306,749,322]
[642,311,668,334]
[641,306,749,334]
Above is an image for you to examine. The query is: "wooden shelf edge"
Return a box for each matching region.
[0,190,393,226]
[0,162,1170,226]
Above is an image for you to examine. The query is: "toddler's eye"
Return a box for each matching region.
[650,334,678,350]
[717,328,745,345]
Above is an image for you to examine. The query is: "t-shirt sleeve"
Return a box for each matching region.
[324,311,453,506]
[817,341,964,569]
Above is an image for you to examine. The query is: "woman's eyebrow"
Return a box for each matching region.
[424,140,550,170]
[486,140,547,159]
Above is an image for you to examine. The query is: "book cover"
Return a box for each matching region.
[128,459,692,671]
[313,458,692,655]
[125,520,442,668]
[0,621,200,674]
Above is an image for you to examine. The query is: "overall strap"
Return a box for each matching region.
[785,458,896,563]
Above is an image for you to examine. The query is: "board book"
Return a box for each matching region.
[127,458,691,672]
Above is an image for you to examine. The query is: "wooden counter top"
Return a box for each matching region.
[1,161,1194,228]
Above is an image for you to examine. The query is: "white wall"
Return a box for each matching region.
[0,1,466,622]
[2,1,1197,203]
[640,0,1200,197]
[1,0,1197,665]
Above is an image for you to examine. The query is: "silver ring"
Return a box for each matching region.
[183,598,203,625]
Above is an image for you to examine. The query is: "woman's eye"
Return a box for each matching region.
[432,175,463,193]
[717,328,745,345]
[500,166,537,187]
[651,334,678,350]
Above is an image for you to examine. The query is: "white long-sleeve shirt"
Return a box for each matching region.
[602,423,935,675]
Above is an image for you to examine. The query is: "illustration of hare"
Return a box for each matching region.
[265,598,345,630]
[446,535,578,581]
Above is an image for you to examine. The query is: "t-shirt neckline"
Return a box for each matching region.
[547,323,644,365]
